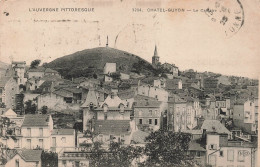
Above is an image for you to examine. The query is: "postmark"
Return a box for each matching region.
[203,0,245,38]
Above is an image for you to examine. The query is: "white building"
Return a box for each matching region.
[21,114,53,150]
[11,61,27,85]
[51,129,75,152]
[206,133,257,167]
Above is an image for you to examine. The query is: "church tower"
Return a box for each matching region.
[152,45,160,66]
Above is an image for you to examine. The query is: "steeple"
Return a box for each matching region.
[152,45,160,66]
[154,45,159,58]
[106,36,108,47]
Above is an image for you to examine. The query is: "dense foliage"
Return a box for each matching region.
[41,151,58,167]
[30,59,41,69]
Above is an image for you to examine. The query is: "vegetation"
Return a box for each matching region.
[89,141,143,167]
[24,100,37,114]
[41,106,48,114]
[45,47,155,79]
[140,130,196,167]
[41,151,58,167]
[30,59,41,69]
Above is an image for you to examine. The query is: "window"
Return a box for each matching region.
[62,160,66,166]
[27,139,31,149]
[149,110,152,116]
[104,113,107,120]
[0,89,2,94]
[149,119,152,124]
[14,139,19,148]
[139,119,142,124]
[27,128,31,137]
[64,97,72,103]
[39,139,43,148]
[155,119,158,125]
[238,150,245,162]
[209,144,217,150]
[15,159,19,167]
[219,150,224,157]
[62,137,66,143]
[227,150,234,161]
[0,98,2,102]
[39,128,43,137]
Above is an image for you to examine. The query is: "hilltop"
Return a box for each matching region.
[45,47,157,79]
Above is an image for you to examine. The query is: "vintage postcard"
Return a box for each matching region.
[0,0,259,166]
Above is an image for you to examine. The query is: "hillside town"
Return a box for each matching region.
[0,45,258,167]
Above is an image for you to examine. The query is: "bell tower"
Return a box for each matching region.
[152,45,160,66]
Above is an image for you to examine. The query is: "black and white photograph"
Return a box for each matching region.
[0,0,259,166]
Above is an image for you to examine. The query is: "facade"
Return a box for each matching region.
[37,87,82,111]
[21,114,53,150]
[0,77,19,109]
[133,100,162,131]
[206,133,257,167]
[4,149,42,167]
[233,99,257,134]
[168,94,187,132]
[51,129,75,152]
[11,61,27,85]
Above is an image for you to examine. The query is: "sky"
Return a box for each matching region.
[0,0,260,79]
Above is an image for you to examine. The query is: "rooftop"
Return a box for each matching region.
[94,120,130,135]
[201,120,230,134]
[52,129,74,135]
[22,114,50,127]
[7,149,42,162]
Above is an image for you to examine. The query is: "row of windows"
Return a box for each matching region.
[139,118,158,125]
[27,128,43,137]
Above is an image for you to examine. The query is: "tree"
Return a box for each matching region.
[89,141,143,167]
[141,130,196,167]
[41,151,58,167]
[24,100,37,114]
[41,106,48,114]
[30,59,41,69]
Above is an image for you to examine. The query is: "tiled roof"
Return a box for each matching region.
[134,100,161,108]
[7,149,42,162]
[117,90,135,100]
[52,129,74,135]
[18,149,42,162]
[28,66,45,72]
[22,114,49,127]
[81,89,98,108]
[94,120,130,135]
[45,68,58,73]
[188,141,206,151]
[53,89,73,97]
[201,120,230,134]
[0,77,11,87]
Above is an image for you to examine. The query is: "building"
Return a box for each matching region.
[27,67,59,79]
[11,61,27,85]
[37,87,83,111]
[167,94,187,132]
[152,45,160,66]
[50,129,75,152]
[137,84,168,102]
[206,133,257,167]
[233,99,257,134]
[133,99,162,131]
[0,77,19,109]
[21,114,53,150]
[162,63,179,77]
[4,149,42,167]
[201,120,231,139]
[165,78,182,90]
[82,92,133,145]
[187,141,206,167]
